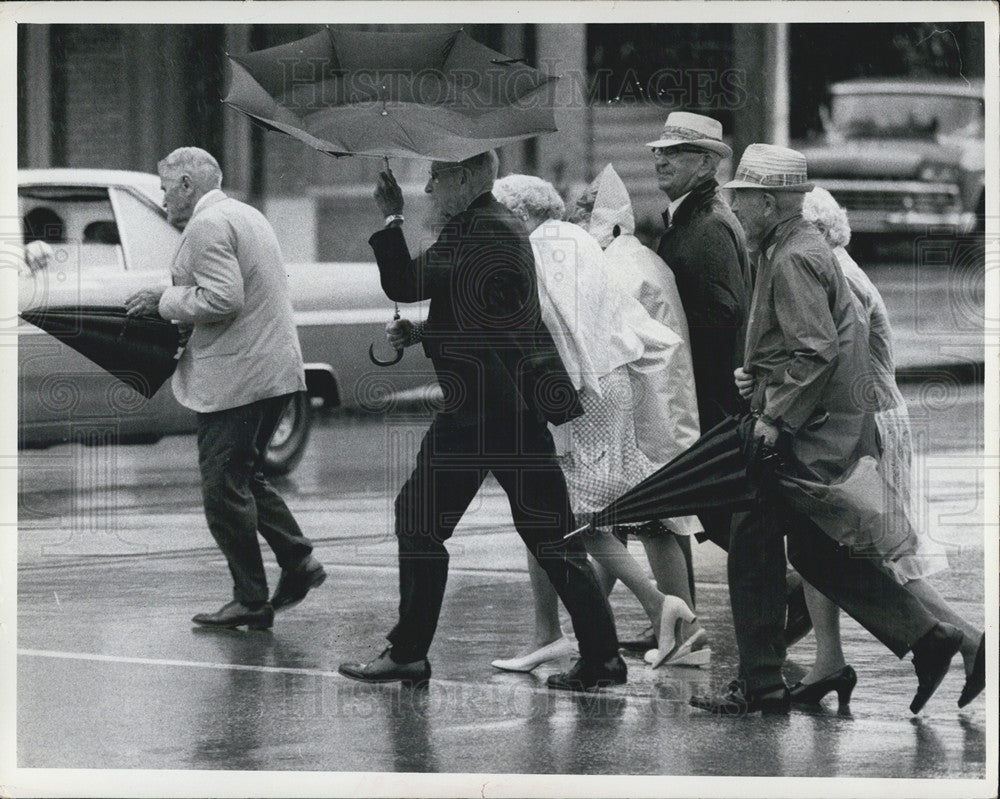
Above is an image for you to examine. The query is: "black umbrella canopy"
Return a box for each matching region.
[20,305,182,399]
[224,27,560,161]
[566,415,760,537]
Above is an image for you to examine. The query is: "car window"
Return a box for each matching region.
[830,93,983,139]
[109,188,179,274]
[18,185,125,272]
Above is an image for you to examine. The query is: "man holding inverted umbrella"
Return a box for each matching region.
[334,151,625,691]
[223,27,624,690]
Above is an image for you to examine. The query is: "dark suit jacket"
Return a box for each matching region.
[657,179,751,429]
[369,192,583,428]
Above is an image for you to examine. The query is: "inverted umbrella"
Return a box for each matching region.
[565,415,767,538]
[223,27,560,162]
[20,305,182,399]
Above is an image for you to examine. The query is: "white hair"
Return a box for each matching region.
[158,147,223,192]
[803,186,851,248]
[493,174,565,222]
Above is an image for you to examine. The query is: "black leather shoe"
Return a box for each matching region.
[789,665,857,705]
[271,555,327,612]
[690,680,791,716]
[546,655,627,692]
[338,648,431,687]
[192,600,274,630]
[910,622,963,714]
[618,626,657,653]
[958,633,985,708]
[784,578,813,648]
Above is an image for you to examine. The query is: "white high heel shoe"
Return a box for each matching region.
[649,595,699,669]
[490,636,577,672]
[645,628,712,667]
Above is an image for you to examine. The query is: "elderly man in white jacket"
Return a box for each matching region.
[126,147,324,630]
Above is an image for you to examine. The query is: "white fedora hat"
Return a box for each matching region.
[646,111,732,158]
[723,143,814,192]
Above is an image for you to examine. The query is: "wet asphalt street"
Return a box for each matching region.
[14,376,992,788]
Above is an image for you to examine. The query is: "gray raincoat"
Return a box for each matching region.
[745,214,879,483]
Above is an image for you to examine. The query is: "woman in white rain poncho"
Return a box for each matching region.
[489,174,709,673]
[782,187,984,708]
[568,165,709,666]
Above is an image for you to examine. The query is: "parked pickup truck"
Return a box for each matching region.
[15,169,438,475]
[799,78,985,236]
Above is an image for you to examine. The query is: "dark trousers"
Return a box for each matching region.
[729,497,938,693]
[691,383,741,565]
[196,392,313,606]
[387,411,619,664]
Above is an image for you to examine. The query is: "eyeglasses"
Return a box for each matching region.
[428,165,464,184]
[651,146,707,157]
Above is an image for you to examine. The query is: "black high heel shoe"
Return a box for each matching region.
[789,665,857,705]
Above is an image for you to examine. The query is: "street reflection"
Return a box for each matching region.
[909,717,948,777]
[188,628,319,769]
[959,714,985,768]
[381,687,440,772]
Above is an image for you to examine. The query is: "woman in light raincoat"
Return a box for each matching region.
[569,165,707,665]
[779,187,984,707]
[489,174,709,672]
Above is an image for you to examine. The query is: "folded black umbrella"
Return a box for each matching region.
[566,414,764,537]
[20,305,182,399]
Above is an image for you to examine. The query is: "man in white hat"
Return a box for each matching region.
[650,112,748,437]
[607,112,755,654]
[689,143,964,716]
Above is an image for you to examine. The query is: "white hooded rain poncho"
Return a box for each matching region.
[585,164,702,476]
[526,217,662,514]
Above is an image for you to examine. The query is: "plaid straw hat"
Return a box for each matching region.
[724,143,814,192]
[646,112,732,158]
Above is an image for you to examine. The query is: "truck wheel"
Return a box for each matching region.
[263,391,312,476]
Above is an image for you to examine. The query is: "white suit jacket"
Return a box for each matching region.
[158,192,305,413]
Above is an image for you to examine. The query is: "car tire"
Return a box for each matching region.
[262,391,312,476]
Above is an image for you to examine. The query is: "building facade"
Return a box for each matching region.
[17,22,983,259]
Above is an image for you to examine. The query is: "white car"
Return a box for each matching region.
[16,169,436,474]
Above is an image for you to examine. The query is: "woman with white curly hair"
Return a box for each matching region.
[790,187,984,708]
[488,174,707,673]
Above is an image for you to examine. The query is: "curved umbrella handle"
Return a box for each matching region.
[368,341,404,367]
[368,305,404,367]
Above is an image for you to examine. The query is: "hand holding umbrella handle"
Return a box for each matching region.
[368,305,404,367]
[745,435,783,493]
[374,158,404,218]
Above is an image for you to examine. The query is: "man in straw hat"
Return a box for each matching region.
[689,144,964,716]
[622,112,815,655]
[650,112,748,438]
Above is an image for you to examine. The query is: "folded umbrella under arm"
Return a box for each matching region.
[19,305,182,399]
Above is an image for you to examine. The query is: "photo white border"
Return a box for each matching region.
[1,2,997,797]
